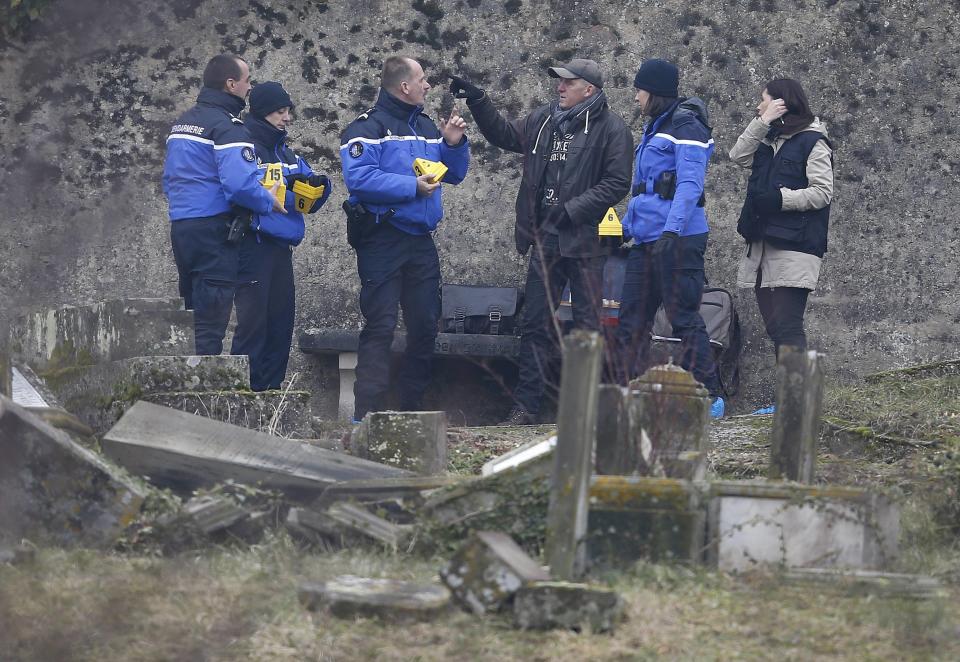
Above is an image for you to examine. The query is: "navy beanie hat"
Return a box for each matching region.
[633,59,679,97]
[250,81,294,118]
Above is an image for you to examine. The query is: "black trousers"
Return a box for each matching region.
[754,283,810,356]
[170,216,238,356]
[353,223,441,420]
[232,233,296,391]
[614,232,721,396]
[513,233,605,415]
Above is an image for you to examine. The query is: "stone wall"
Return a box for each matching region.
[1,0,957,410]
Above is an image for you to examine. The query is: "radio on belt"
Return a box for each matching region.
[412,157,448,183]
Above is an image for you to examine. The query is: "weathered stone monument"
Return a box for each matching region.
[299,575,451,621]
[350,411,448,475]
[769,347,825,483]
[545,330,603,580]
[628,363,711,480]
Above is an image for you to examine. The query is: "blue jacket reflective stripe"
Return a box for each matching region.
[339,89,469,235]
[623,97,715,243]
[162,88,276,221]
[245,114,331,246]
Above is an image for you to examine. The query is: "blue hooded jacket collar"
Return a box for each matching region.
[245,114,287,150]
[196,87,246,117]
[375,87,422,124]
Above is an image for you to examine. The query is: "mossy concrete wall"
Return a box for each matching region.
[1,0,957,409]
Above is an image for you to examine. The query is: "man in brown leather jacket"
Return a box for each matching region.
[451,59,633,423]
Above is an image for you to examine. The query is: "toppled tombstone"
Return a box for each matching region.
[177,495,251,535]
[351,411,448,475]
[102,402,410,499]
[707,481,900,572]
[587,476,706,567]
[286,503,410,549]
[0,395,145,548]
[628,363,710,480]
[513,581,623,632]
[440,530,550,614]
[10,298,193,371]
[286,508,339,551]
[782,568,946,600]
[299,575,451,621]
[0,543,37,566]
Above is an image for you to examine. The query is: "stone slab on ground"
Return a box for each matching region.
[102,401,410,499]
[351,411,448,475]
[11,298,193,370]
[323,502,412,548]
[299,575,451,621]
[440,530,550,615]
[707,481,900,572]
[782,568,946,600]
[587,476,706,566]
[481,434,556,477]
[513,581,623,632]
[179,495,250,535]
[0,395,145,548]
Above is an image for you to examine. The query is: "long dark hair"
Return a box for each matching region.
[643,93,677,119]
[765,78,815,135]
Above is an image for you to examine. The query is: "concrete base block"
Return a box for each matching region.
[352,411,448,475]
[440,530,550,614]
[707,481,900,572]
[299,575,451,621]
[0,395,145,548]
[513,581,623,632]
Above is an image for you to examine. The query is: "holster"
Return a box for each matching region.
[343,201,394,249]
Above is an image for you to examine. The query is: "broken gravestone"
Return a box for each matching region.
[0,394,145,548]
[299,575,451,621]
[769,347,824,483]
[513,581,623,632]
[102,401,410,499]
[628,363,710,480]
[706,481,900,572]
[351,411,447,475]
[287,503,411,549]
[440,530,550,614]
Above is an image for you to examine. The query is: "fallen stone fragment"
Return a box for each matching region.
[440,531,550,614]
[782,568,945,600]
[480,434,556,477]
[0,543,36,566]
[513,581,623,632]
[180,495,250,535]
[286,508,339,551]
[102,402,410,499]
[314,475,461,509]
[351,411,448,475]
[299,575,451,621]
[0,395,145,548]
[289,503,410,549]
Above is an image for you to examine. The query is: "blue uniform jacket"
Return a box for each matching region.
[245,115,330,246]
[623,97,715,244]
[339,89,470,235]
[162,88,276,221]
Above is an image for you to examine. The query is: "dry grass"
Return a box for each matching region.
[1,538,958,662]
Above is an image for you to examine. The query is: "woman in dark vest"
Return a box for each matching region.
[729,78,834,414]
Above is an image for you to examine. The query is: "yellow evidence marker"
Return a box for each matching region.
[261,162,286,204]
[598,207,623,237]
[291,179,326,212]
[412,157,448,183]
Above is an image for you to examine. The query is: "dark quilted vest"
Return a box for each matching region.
[737,130,833,257]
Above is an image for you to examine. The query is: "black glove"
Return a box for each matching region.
[449,75,484,103]
[752,187,783,213]
[651,231,679,257]
[307,174,330,190]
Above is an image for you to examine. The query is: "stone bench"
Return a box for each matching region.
[299,328,521,420]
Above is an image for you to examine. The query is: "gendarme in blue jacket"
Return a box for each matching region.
[162,88,276,220]
[622,97,715,244]
[245,114,331,245]
[339,89,470,235]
